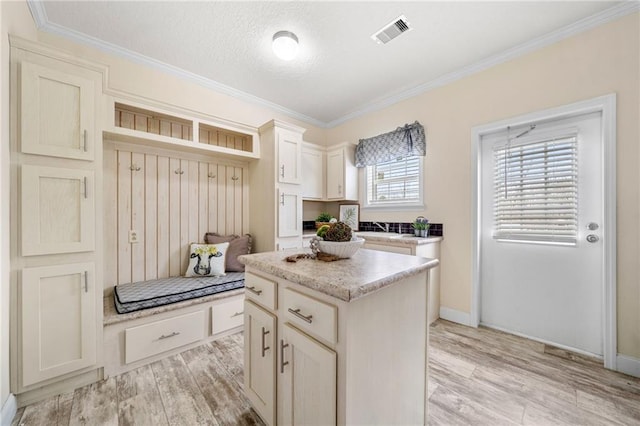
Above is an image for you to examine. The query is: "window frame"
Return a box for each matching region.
[361,156,425,211]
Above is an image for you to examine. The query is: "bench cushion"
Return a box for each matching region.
[114,273,245,314]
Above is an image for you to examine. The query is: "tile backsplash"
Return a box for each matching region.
[303,220,443,237]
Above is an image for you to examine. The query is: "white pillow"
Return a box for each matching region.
[184,242,229,277]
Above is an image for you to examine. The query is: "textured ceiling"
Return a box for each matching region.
[37,1,626,126]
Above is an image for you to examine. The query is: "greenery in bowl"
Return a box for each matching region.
[316,212,333,222]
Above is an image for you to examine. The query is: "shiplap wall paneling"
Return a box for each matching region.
[113,149,248,285]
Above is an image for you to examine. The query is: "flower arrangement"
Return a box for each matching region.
[412,216,430,237]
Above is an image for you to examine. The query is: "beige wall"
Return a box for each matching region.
[2,6,638,410]
[328,13,640,359]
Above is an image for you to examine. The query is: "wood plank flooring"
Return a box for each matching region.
[12,321,640,425]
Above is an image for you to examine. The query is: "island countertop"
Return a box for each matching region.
[238,248,438,302]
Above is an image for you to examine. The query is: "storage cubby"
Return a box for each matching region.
[115,103,193,141]
[199,122,253,153]
[109,101,259,159]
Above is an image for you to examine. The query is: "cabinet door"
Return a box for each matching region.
[21,262,97,387]
[326,149,345,200]
[244,300,277,426]
[20,61,95,161]
[278,130,302,184]
[301,146,324,199]
[279,323,336,426]
[21,165,95,256]
[278,189,301,238]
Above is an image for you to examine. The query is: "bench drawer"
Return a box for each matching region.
[125,311,205,364]
[245,272,277,310]
[282,287,337,344]
[212,297,244,335]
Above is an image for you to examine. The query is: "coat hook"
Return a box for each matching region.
[208,172,216,179]
[175,169,184,175]
[130,164,141,171]
[231,176,239,181]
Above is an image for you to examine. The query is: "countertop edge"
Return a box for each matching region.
[240,253,439,302]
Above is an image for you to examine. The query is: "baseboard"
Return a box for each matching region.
[439,306,473,326]
[1,394,17,426]
[616,354,640,378]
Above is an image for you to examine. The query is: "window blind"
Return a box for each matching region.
[493,134,578,244]
[366,156,420,205]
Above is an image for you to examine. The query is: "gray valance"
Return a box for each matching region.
[355,121,426,167]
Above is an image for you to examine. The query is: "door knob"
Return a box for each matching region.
[586,234,599,243]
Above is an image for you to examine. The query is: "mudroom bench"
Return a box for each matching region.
[103,277,245,377]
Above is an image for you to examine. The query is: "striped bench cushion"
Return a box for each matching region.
[114,273,245,314]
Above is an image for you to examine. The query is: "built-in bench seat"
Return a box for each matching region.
[113,273,245,314]
[103,275,245,376]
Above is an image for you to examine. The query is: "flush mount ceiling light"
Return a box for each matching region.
[272,30,299,61]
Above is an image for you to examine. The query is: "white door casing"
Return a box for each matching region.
[472,94,616,368]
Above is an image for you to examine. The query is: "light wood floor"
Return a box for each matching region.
[12,320,640,425]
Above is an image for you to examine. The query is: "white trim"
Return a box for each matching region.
[471,94,617,370]
[1,394,17,426]
[616,354,640,378]
[439,306,473,327]
[26,0,638,128]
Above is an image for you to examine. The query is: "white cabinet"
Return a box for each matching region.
[21,165,95,256]
[277,189,301,238]
[326,144,358,200]
[244,300,277,426]
[301,143,324,199]
[21,263,97,387]
[244,267,428,425]
[20,61,95,161]
[11,45,103,396]
[250,120,306,252]
[364,238,442,324]
[277,129,302,185]
[278,323,337,426]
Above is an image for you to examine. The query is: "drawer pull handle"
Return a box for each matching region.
[280,340,289,373]
[261,327,270,357]
[158,331,180,340]
[83,129,88,152]
[231,311,243,318]
[246,286,262,296]
[288,308,313,324]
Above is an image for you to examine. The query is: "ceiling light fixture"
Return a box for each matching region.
[272,30,299,61]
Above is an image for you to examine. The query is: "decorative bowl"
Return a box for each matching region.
[316,238,365,259]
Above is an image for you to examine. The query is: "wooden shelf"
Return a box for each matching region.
[110,101,260,160]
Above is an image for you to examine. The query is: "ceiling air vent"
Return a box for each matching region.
[371,15,412,45]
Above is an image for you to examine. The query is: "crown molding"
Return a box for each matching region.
[27,1,639,129]
[327,1,640,128]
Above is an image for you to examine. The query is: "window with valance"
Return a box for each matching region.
[356,121,426,209]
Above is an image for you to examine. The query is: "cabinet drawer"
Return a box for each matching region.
[363,243,412,255]
[283,288,337,344]
[125,311,205,364]
[212,297,244,335]
[245,272,277,310]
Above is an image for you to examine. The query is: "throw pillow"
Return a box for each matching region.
[203,233,252,272]
[184,242,229,277]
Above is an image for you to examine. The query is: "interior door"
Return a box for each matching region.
[479,111,603,356]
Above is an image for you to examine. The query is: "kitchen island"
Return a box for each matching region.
[239,248,438,426]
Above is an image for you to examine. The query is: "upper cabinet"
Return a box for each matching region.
[302,142,358,201]
[20,61,96,161]
[301,143,324,199]
[277,129,302,184]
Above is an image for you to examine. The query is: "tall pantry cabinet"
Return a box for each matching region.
[10,39,105,402]
[249,120,305,253]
